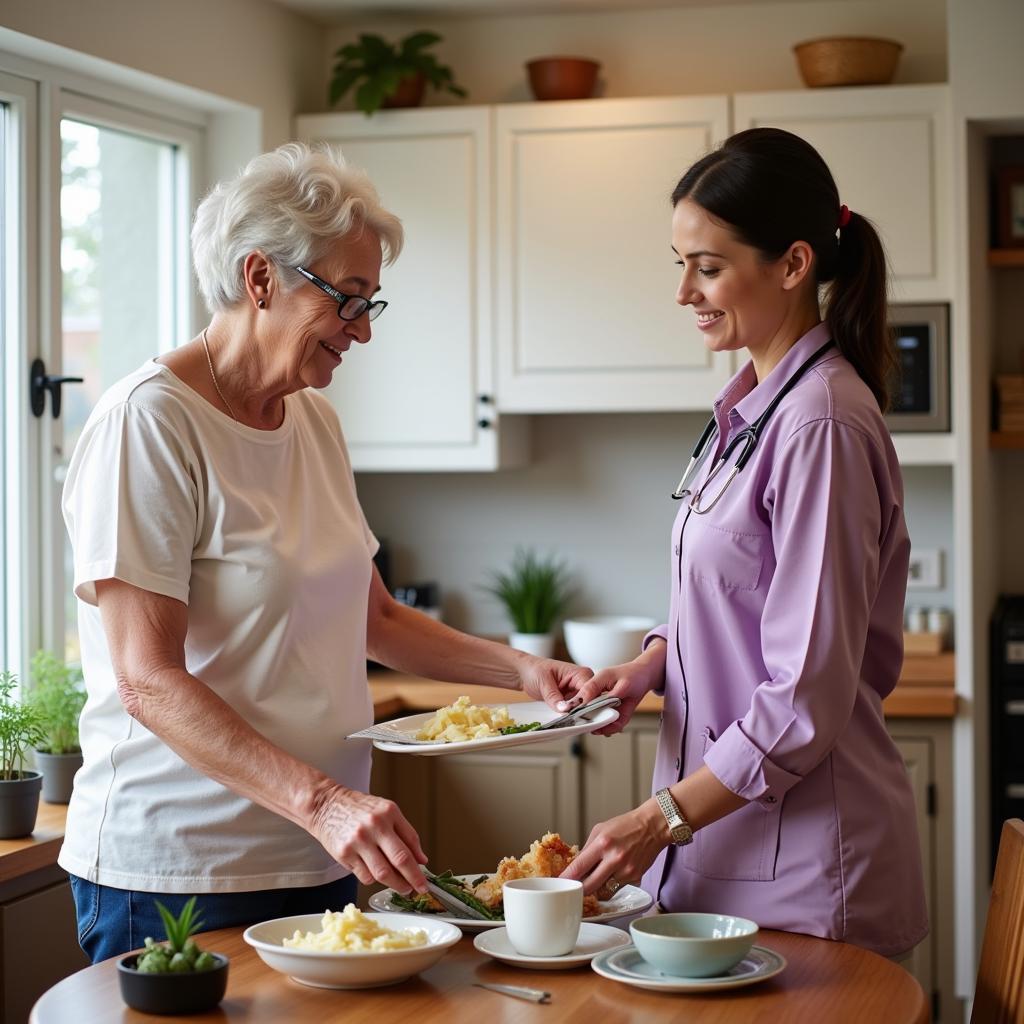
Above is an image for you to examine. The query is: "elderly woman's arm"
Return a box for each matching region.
[96,577,429,895]
[365,569,593,708]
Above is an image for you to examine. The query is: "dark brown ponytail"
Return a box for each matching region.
[671,128,895,410]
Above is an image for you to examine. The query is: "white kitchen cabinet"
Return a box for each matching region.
[296,108,527,471]
[733,85,952,304]
[494,96,734,412]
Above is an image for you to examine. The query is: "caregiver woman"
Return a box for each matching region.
[60,143,592,962]
[561,127,927,957]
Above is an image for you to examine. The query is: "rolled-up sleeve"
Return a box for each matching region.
[703,419,883,806]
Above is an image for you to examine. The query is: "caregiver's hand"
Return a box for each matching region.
[517,656,595,711]
[308,783,429,895]
[556,639,667,735]
[560,800,668,896]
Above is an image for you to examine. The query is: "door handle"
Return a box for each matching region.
[30,358,84,418]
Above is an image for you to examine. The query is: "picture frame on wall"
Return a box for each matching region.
[996,164,1024,248]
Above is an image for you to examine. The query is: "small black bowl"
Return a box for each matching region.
[117,953,229,1015]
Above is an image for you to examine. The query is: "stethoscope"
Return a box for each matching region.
[671,339,835,512]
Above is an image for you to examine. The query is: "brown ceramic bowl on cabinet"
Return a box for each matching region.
[526,57,600,100]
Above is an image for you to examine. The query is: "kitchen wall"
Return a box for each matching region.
[358,417,956,637]
[0,0,323,148]
[316,0,947,111]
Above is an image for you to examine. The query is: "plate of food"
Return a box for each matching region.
[353,695,619,756]
[368,833,653,933]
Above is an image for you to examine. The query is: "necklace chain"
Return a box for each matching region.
[201,328,238,422]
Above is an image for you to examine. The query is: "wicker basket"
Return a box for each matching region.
[793,36,903,88]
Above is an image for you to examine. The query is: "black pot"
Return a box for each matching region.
[0,770,42,838]
[35,749,83,804]
[117,954,229,1015]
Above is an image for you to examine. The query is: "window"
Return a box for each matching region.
[0,53,203,675]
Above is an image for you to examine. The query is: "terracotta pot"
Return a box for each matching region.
[526,57,600,101]
[382,72,427,109]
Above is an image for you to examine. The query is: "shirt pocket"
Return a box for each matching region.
[686,524,766,593]
[695,728,783,882]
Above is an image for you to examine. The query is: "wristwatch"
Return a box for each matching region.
[655,787,694,846]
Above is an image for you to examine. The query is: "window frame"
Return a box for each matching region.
[0,48,208,674]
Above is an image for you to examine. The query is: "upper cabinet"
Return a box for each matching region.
[733,85,952,304]
[296,107,526,471]
[495,96,733,413]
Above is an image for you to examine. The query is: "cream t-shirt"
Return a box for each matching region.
[59,361,377,892]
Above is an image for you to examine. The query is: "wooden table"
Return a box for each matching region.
[32,926,928,1024]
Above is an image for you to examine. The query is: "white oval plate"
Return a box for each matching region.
[369,701,619,756]
[369,876,652,933]
[473,922,631,969]
[590,944,786,992]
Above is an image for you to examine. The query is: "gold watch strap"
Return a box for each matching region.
[656,787,694,846]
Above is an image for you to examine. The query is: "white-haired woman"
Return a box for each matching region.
[60,143,593,962]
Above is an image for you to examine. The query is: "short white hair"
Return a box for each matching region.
[191,142,403,313]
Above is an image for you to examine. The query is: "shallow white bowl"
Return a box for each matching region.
[242,912,461,989]
[630,913,759,978]
[563,615,658,671]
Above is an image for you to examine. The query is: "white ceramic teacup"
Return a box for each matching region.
[502,878,583,957]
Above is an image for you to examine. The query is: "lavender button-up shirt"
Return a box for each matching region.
[641,322,928,957]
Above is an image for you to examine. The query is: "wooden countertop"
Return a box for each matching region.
[31,926,928,1024]
[370,652,958,720]
[2,653,955,886]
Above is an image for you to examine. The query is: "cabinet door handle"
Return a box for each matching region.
[477,418,492,429]
[1007,784,1024,800]
[1006,701,1024,716]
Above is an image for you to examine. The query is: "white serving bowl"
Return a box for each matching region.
[242,912,461,989]
[563,615,658,671]
[630,913,759,978]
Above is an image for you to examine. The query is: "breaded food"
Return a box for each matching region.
[471,832,609,915]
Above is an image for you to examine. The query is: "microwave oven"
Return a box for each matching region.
[884,302,950,433]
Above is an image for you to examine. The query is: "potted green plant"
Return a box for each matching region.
[328,31,468,116]
[0,670,46,838]
[482,548,573,658]
[26,650,87,804]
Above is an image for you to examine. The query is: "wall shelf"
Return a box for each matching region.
[893,432,955,465]
[990,431,1024,449]
[988,248,1024,268]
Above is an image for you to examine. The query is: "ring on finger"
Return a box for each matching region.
[605,875,622,895]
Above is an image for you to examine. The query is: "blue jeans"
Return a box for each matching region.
[68,873,358,963]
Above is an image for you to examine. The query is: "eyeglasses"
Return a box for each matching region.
[293,266,388,322]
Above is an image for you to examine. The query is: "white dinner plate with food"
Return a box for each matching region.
[369,875,653,933]
[473,922,632,970]
[364,699,619,756]
[590,944,787,992]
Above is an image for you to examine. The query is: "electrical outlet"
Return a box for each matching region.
[907,548,943,590]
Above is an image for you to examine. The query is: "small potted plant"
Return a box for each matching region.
[118,896,229,1015]
[328,31,468,116]
[0,670,46,838]
[26,650,87,804]
[483,548,573,658]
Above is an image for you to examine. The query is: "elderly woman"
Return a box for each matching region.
[60,143,591,962]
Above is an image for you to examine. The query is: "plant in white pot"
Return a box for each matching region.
[26,650,86,804]
[483,549,573,658]
[0,670,46,838]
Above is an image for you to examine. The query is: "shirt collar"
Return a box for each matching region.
[721,321,834,428]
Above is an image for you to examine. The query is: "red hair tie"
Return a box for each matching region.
[838,204,852,229]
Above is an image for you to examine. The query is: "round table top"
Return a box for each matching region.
[32,925,928,1024]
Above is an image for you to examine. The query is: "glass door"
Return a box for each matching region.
[45,97,199,662]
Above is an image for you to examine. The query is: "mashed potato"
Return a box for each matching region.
[282,905,428,952]
[414,695,516,742]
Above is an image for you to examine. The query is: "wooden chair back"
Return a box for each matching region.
[973,818,1024,1023]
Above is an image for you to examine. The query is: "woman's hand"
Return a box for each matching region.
[554,640,667,734]
[560,799,668,895]
[516,656,595,710]
[308,783,429,895]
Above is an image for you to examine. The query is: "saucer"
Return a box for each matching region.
[590,944,786,992]
[473,923,631,970]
